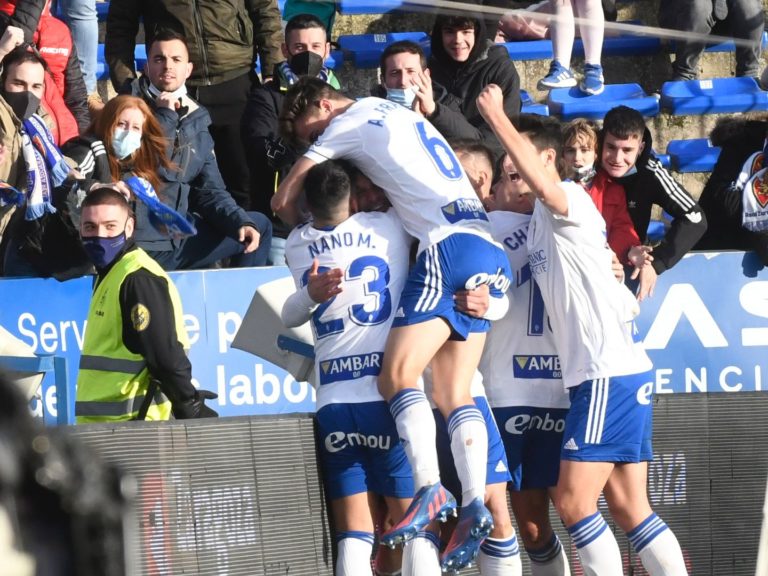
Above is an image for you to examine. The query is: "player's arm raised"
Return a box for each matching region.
[477,85,568,216]
[272,156,318,226]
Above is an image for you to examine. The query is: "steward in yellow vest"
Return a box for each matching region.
[75,187,218,423]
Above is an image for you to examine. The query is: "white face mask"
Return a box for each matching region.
[386,85,419,109]
[112,128,142,160]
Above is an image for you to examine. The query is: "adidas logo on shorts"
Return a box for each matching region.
[564,438,579,451]
[495,460,508,473]
[395,307,405,318]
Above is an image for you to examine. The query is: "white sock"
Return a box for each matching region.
[478,534,523,576]
[551,0,575,67]
[567,512,623,576]
[337,532,374,576]
[575,0,605,64]
[389,388,440,488]
[528,533,572,576]
[447,405,488,503]
[402,531,441,576]
[628,513,688,576]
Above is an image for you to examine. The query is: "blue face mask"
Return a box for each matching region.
[386,86,418,109]
[81,232,127,269]
[112,128,142,160]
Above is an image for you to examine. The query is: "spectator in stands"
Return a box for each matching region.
[537,0,606,95]
[81,86,271,270]
[695,116,768,263]
[600,106,707,299]
[75,186,218,423]
[0,0,90,139]
[106,0,283,210]
[0,40,91,279]
[428,14,521,158]
[241,13,338,264]
[660,0,764,82]
[377,41,504,151]
[563,118,651,275]
[57,0,101,114]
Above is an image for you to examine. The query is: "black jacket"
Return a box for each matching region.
[615,128,708,274]
[428,13,521,157]
[695,117,768,264]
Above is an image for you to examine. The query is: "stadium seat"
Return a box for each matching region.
[503,21,661,62]
[661,77,768,115]
[338,0,412,14]
[547,83,659,121]
[667,138,722,173]
[520,90,549,116]
[654,152,671,169]
[668,30,768,53]
[646,220,667,242]
[96,43,147,81]
[96,1,109,21]
[338,32,430,68]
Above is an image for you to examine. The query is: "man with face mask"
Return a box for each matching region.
[75,186,219,423]
[126,28,272,270]
[241,13,338,265]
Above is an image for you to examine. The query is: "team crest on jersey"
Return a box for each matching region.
[513,355,562,379]
[131,303,151,332]
[441,198,489,224]
[319,352,383,385]
[751,171,768,208]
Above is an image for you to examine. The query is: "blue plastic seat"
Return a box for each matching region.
[96,43,147,81]
[503,21,660,62]
[547,83,659,121]
[654,152,671,169]
[338,0,411,13]
[338,32,430,68]
[661,77,768,115]
[520,90,549,116]
[96,1,109,21]
[667,138,722,173]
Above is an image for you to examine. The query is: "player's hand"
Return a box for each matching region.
[610,251,625,283]
[454,284,490,318]
[238,226,260,253]
[627,245,653,268]
[632,262,657,302]
[476,84,504,120]
[0,26,24,57]
[307,258,343,303]
[412,70,436,117]
[155,92,178,110]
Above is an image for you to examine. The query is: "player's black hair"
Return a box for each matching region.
[280,77,342,147]
[304,161,351,221]
[82,187,136,220]
[449,138,495,174]
[602,105,647,140]
[380,40,427,77]
[515,113,564,161]
[285,13,328,37]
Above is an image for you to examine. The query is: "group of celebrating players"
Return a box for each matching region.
[270,77,689,576]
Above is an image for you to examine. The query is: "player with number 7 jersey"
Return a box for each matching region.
[274,78,513,571]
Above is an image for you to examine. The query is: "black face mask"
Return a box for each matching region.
[289,51,324,78]
[3,90,40,121]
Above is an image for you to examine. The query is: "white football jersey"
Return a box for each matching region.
[480,211,570,409]
[526,182,652,389]
[284,209,412,410]
[305,98,493,254]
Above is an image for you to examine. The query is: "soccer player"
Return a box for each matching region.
[477,87,689,576]
[273,78,512,571]
[281,161,415,576]
[483,153,572,575]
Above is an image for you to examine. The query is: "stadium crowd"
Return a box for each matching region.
[0,0,766,575]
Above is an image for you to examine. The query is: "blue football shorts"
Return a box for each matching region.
[493,406,568,490]
[316,401,414,500]
[561,371,654,463]
[393,233,512,340]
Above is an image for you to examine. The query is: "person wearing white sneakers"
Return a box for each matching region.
[537,0,606,95]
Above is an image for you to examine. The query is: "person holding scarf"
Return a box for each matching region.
[241,13,339,265]
[75,185,218,423]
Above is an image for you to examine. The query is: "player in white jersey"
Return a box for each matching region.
[273,78,512,572]
[478,87,689,576]
[282,161,416,576]
[483,154,573,576]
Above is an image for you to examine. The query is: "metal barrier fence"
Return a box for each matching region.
[69,392,768,575]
